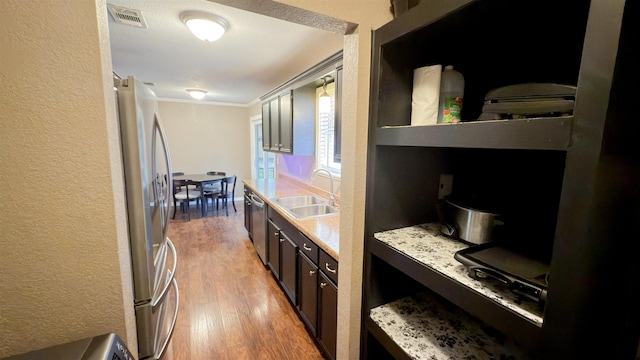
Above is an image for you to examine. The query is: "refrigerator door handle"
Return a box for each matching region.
[153,275,179,359]
[154,112,173,238]
[152,238,177,307]
[152,239,168,290]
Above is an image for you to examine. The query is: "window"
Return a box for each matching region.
[316,82,341,175]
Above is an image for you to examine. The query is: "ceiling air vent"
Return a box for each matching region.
[107,5,147,28]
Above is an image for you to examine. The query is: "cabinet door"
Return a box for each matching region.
[279,91,293,153]
[267,219,280,279]
[298,252,318,335]
[261,102,271,150]
[333,66,342,163]
[269,97,280,151]
[318,272,337,360]
[279,231,297,305]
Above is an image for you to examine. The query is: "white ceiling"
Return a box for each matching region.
[107,0,344,105]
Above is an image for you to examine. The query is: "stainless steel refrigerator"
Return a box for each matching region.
[115,75,178,360]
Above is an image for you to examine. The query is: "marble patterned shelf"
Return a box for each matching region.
[373,223,544,326]
[370,292,530,359]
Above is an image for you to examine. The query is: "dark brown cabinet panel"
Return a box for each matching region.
[318,271,337,360]
[267,219,280,279]
[298,252,318,335]
[269,96,280,152]
[279,231,298,305]
[261,102,271,150]
[279,91,292,153]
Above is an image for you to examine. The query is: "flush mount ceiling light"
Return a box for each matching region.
[187,89,207,100]
[180,11,229,42]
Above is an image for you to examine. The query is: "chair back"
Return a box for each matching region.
[221,175,236,197]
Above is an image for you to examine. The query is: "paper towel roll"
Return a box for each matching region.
[411,64,442,126]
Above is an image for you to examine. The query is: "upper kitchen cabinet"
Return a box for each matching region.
[363,0,640,359]
[261,51,343,155]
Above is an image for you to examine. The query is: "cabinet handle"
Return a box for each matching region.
[280,238,284,243]
[274,232,279,236]
[320,282,327,288]
[303,243,312,251]
[309,270,316,276]
[325,263,337,274]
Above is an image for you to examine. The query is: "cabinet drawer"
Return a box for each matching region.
[298,232,319,265]
[319,250,338,285]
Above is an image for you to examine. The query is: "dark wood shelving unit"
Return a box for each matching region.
[375,116,573,150]
[362,0,640,359]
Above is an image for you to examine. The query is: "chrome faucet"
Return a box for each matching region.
[312,168,337,206]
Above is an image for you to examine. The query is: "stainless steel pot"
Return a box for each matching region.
[440,200,502,244]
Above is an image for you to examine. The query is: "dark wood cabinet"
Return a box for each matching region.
[260,51,343,156]
[266,206,339,359]
[278,91,292,153]
[318,271,337,360]
[298,252,318,335]
[279,230,298,305]
[267,219,280,279]
[268,96,280,151]
[261,102,271,150]
[362,0,640,359]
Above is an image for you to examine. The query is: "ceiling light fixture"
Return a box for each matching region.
[180,11,229,42]
[187,89,207,100]
[319,76,332,114]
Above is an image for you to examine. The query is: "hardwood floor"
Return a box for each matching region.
[162,202,325,360]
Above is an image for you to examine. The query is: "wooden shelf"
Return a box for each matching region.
[376,116,573,150]
[368,291,530,359]
[370,223,543,348]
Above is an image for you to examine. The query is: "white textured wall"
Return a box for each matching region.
[158,101,252,184]
[0,0,136,357]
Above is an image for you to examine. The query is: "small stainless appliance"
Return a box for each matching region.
[479,83,576,120]
[454,244,549,303]
[251,193,267,265]
[2,333,133,360]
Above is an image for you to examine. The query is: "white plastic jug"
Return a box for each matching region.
[437,65,465,124]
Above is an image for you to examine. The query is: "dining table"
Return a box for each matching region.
[173,173,226,217]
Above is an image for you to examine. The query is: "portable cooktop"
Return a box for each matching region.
[454,243,549,303]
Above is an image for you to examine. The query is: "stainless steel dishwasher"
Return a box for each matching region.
[250,193,267,265]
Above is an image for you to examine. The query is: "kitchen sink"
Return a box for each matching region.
[274,195,339,219]
[288,204,339,219]
[275,195,325,208]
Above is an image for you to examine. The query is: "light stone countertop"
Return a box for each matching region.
[373,223,544,325]
[370,292,530,359]
[243,178,340,260]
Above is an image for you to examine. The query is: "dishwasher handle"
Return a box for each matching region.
[250,194,265,208]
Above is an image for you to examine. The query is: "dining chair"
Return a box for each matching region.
[173,179,202,221]
[215,175,237,216]
[202,171,226,209]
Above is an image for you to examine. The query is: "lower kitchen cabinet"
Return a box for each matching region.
[298,252,318,335]
[318,271,337,360]
[267,219,280,279]
[266,206,339,360]
[279,231,298,305]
